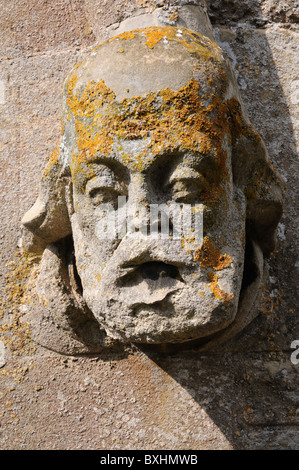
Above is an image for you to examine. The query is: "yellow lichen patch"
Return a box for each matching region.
[43,142,60,177]
[65,74,78,120]
[194,236,233,271]
[110,30,136,42]
[108,26,221,60]
[0,250,38,418]
[206,272,234,304]
[142,26,220,58]
[168,9,179,22]
[37,294,49,307]
[66,73,78,100]
[75,121,114,160]
[67,77,232,204]
[0,250,40,366]
[226,97,261,145]
[181,235,200,256]
[144,27,170,49]
[70,158,103,192]
[68,79,116,119]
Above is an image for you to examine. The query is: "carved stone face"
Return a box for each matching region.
[69,91,246,344]
[22,27,284,352]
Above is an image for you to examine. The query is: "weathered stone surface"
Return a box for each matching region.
[213,25,299,353]
[20,241,118,355]
[0,341,6,368]
[209,0,299,26]
[106,4,214,40]
[0,0,95,58]
[0,347,298,449]
[21,25,283,351]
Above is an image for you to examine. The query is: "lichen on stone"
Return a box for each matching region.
[0,250,40,380]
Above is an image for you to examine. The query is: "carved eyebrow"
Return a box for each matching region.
[85,173,117,193]
[85,164,116,180]
[83,158,130,185]
[149,151,216,191]
[166,166,202,185]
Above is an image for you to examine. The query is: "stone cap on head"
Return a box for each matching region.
[63,27,229,104]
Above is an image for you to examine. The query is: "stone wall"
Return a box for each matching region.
[0,0,298,449]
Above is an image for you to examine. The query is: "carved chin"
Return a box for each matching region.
[86,295,239,345]
[82,273,240,344]
[25,231,264,355]
[76,234,263,348]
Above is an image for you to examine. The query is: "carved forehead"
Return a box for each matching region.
[63,26,228,103]
[60,27,237,172]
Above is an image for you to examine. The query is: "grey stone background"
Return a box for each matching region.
[0,0,298,449]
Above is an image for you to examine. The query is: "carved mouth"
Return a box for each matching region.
[140,261,183,282]
[117,261,184,285]
[116,261,185,306]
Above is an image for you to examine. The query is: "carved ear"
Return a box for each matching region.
[230,103,285,256]
[21,147,72,253]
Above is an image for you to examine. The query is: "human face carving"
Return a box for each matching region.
[20,27,284,353]
[69,80,247,344]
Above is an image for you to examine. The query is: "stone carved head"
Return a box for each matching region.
[21,27,284,354]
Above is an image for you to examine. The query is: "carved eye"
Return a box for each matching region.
[88,186,121,206]
[166,167,206,203]
[169,180,202,203]
[86,175,124,207]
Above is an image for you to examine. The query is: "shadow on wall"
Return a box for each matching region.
[138,0,299,450]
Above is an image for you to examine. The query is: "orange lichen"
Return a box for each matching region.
[193,236,234,303]
[43,143,60,177]
[66,76,234,202]
[0,250,39,388]
[108,26,221,57]
[110,30,136,42]
[143,27,220,57]
[62,27,267,205]
[68,78,115,119]
[144,28,170,49]
[206,272,234,304]
[226,97,261,145]
[66,73,78,99]
[194,236,233,271]
[168,10,179,22]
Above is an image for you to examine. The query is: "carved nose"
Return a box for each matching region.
[128,173,148,206]
[140,262,181,281]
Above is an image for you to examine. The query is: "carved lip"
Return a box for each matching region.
[117,261,184,284]
[117,258,186,282]
[115,261,185,306]
[117,250,192,276]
